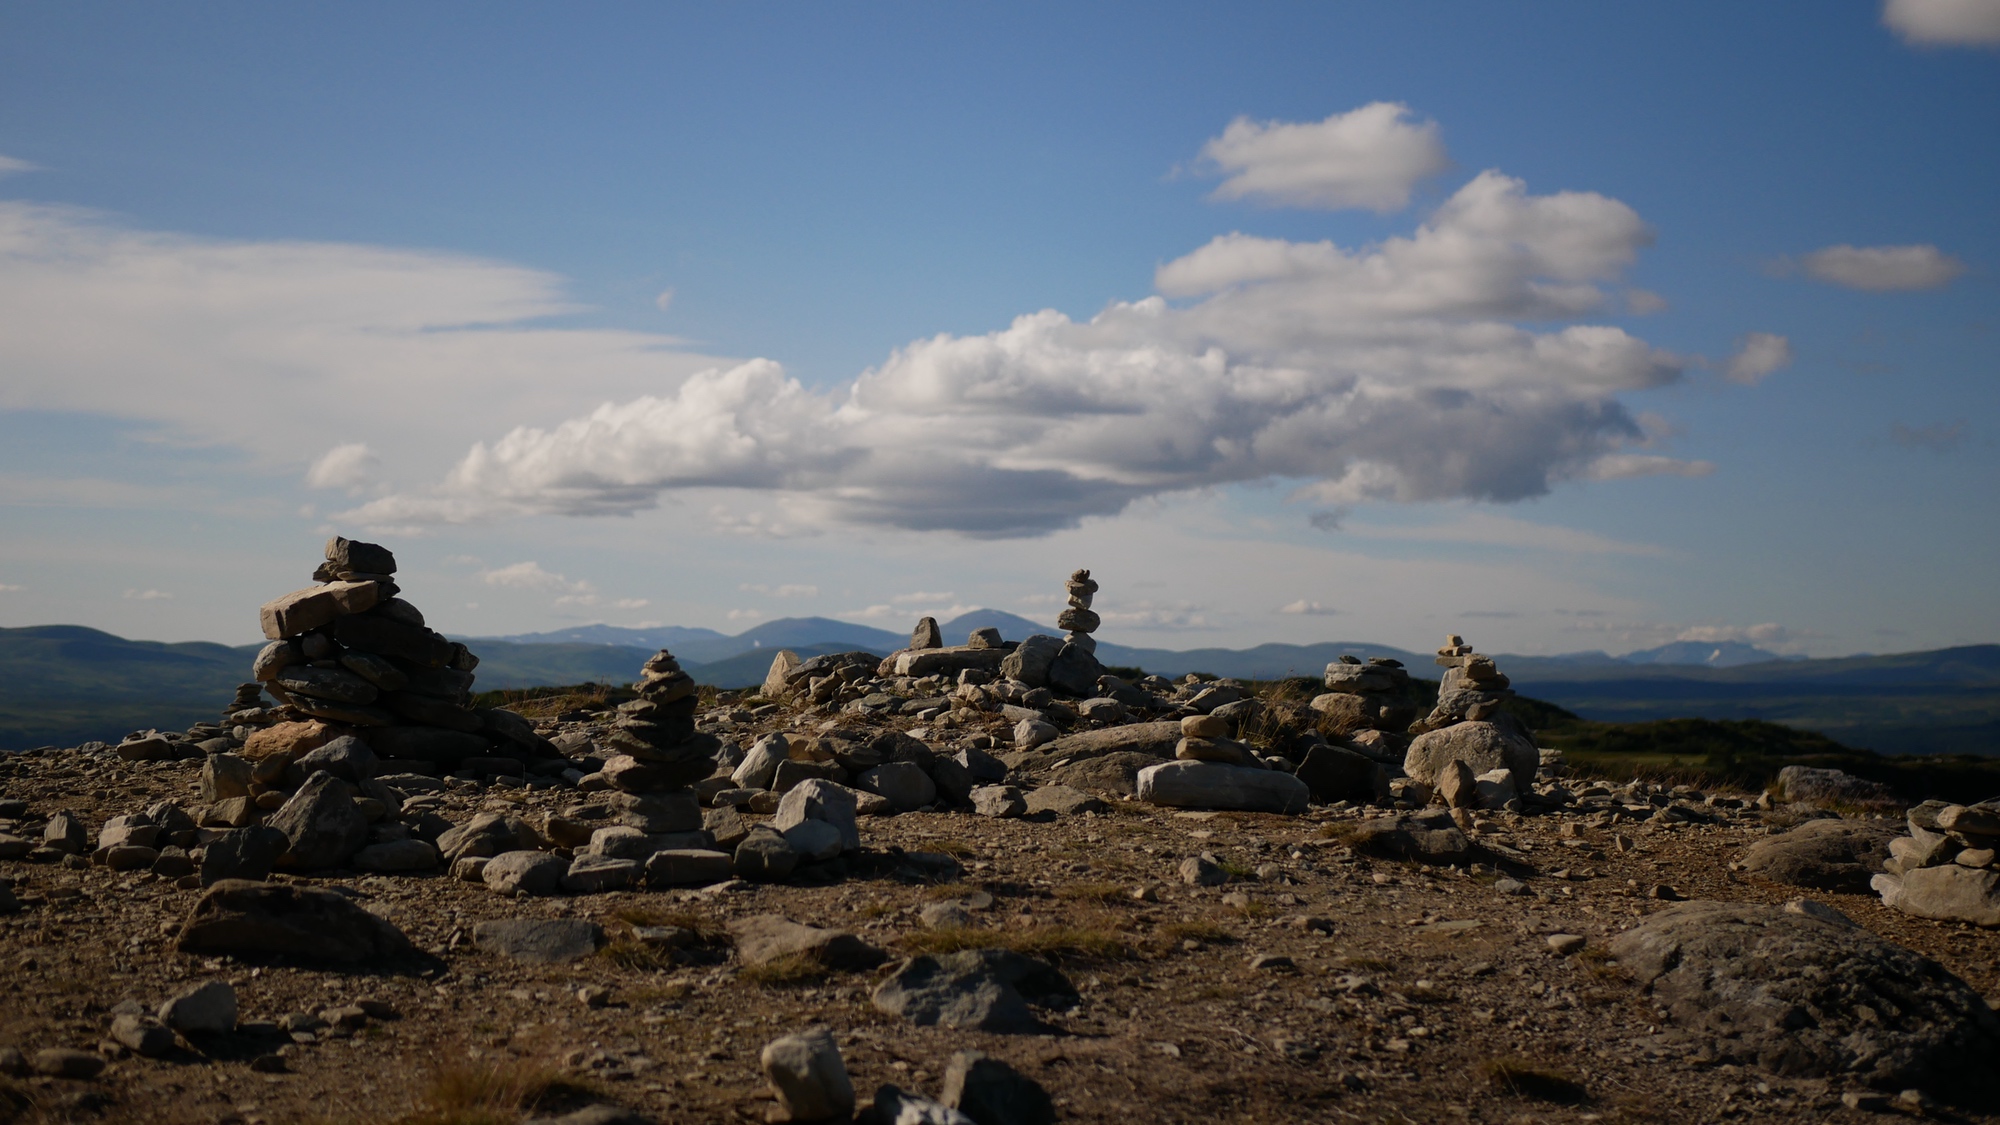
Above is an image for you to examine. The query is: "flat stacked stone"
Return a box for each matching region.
[1309,654,1415,734]
[1044,569,1109,697]
[599,650,722,792]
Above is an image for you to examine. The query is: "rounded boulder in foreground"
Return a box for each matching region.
[1402,721,1537,792]
[1608,900,2000,1100]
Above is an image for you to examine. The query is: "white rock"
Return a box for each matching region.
[1135,760,1309,815]
[761,1026,854,1122]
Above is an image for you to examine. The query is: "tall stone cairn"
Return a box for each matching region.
[1420,634,1515,728]
[1309,654,1415,734]
[596,650,722,793]
[252,537,493,763]
[1045,568,1110,696]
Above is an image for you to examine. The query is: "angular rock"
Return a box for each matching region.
[1346,810,1473,865]
[1738,818,1899,893]
[860,762,937,812]
[1024,784,1108,817]
[158,980,237,1033]
[483,850,567,896]
[1179,856,1228,886]
[644,849,735,887]
[351,838,438,872]
[606,789,703,834]
[735,827,802,881]
[1135,760,1309,815]
[943,1050,1056,1125]
[1776,765,1900,808]
[111,1013,176,1056]
[562,855,639,894]
[435,812,540,863]
[201,753,255,804]
[971,786,1027,819]
[43,810,88,853]
[1011,719,1058,751]
[783,818,845,863]
[774,779,860,852]
[1035,721,1183,764]
[1047,751,1162,796]
[176,879,413,961]
[259,580,381,639]
[732,733,790,790]
[243,719,338,761]
[472,918,605,964]
[293,735,378,783]
[266,771,369,870]
[761,1026,854,1123]
[873,1086,976,1125]
[200,826,290,885]
[1403,721,1538,792]
[274,664,380,706]
[728,914,886,970]
[1875,864,2000,926]
[1610,900,2000,1095]
[872,949,1075,1033]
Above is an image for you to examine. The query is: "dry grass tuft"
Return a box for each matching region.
[1335,955,1391,971]
[391,1062,610,1125]
[1480,1057,1589,1104]
[1160,920,1236,946]
[607,906,725,942]
[597,939,677,972]
[738,952,832,987]
[0,1079,38,1125]
[900,925,1136,961]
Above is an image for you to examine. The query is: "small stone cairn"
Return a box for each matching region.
[1420,634,1515,728]
[1043,569,1109,697]
[1873,799,2000,926]
[1309,654,1415,735]
[598,650,722,794]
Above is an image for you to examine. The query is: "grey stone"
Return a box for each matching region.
[861,762,938,812]
[782,819,845,863]
[644,848,735,887]
[909,617,944,650]
[97,813,159,851]
[943,1050,1055,1125]
[1776,765,1899,808]
[1047,751,1164,797]
[158,980,237,1033]
[728,914,886,970]
[1738,818,1899,893]
[561,854,638,893]
[1135,760,1310,814]
[1403,721,1539,793]
[473,918,605,964]
[42,809,87,854]
[871,949,1076,1033]
[874,1086,975,1125]
[1875,864,2000,926]
[351,838,438,872]
[435,812,540,862]
[111,1013,175,1056]
[1046,642,1108,698]
[483,850,567,896]
[1610,900,2000,1095]
[930,755,976,804]
[201,753,255,803]
[955,745,1007,783]
[266,770,368,870]
[200,826,289,886]
[703,805,752,850]
[761,1026,854,1122]
[1011,719,1059,750]
[774,779,860,852]
[1024,784,1108,817]
[732,733,790,790]
[176,879,413,962]
[1346,810,1473,865]
[293,735,377,782]
[971,786,1027,819]
[735,827,801,881]
[605,789,703,834]
[1179,856,1228,886]
[999,634,1063,687]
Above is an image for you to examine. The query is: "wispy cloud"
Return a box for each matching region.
[740,583,819,598]
[1338,511,1668,556]
[1777,243,1968,291]
[1276,600,1336,616]
[0,155,40,178]
[123,588,173,601]
[1884,0,2000,46]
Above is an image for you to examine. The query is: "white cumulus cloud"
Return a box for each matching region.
[1198,102,1450,212]
[304,442,382,492]
[345,155,1689,537]
[1277,600,1337,616]
[1799,243,1966,291]
[1884,0,2000,45]
[1725,332,1794,385]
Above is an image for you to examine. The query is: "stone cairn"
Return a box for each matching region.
[252,537,496,763]
[1310,654,1415,736]
[1043,569,1109,697]
[1420,634,1514,728]
[597,649,721,795]
[1401,633,1539,813]
[1873,799,2000,926]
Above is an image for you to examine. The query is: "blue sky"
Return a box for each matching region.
[0,1,1994,657]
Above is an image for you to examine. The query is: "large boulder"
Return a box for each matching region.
[1345,810,1473,865]
[1875,865,2000,927]
[1402,721,1538,793]
[872,949,1076,1033]
[1048,750,1166,796]
[1776,766,1901,809]
[176,880,413,962]
[1134,761,1309,814]
[1736,818,1899,893]
[1609,901,2000,1098]
[1027,722,1183,767]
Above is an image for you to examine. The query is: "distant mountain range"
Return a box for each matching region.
[2,617,1993,756]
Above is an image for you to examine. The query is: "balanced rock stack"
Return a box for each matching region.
[1309,654,1415,734]
[598,650,722,794]
[1419,635,1515,728]
[1044,569,1110,697]
[1873,799,2000,926]
[252,537,504,765]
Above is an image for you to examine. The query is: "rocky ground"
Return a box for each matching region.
[4,687,2000,1125]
